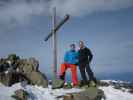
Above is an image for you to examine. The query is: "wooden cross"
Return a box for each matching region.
[44,8,70,79]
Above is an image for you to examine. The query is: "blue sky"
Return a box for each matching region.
[0,0,133,81]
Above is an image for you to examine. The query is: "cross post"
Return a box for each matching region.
[44,8,70,79]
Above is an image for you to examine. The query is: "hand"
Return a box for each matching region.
[75,62,79,66]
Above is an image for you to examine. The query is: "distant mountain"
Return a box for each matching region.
[99,80,133,100]
[97,72,133,82]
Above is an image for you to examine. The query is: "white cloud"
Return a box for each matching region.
[0,1,49,23]
[50,0,133,16]
[0,0,133,23]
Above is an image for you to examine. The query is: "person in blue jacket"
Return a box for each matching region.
[59,44,79,86]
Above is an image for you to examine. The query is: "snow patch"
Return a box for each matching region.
[99,86,133,100]
[0,80,133,100]
[0,83,83,100]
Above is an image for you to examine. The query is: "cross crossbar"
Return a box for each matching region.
[44,14,70,41]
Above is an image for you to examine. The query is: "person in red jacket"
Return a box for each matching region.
[59,44,79,86]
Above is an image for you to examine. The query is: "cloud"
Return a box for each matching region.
[50,0,133,16]
[0,0,133,23]
[0,0,49,24]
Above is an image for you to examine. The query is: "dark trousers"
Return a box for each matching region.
[79,63,95,82]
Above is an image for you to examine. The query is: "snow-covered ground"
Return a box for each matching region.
[99,86,133,100]
[0,83,83,100]
[0,80,133,100]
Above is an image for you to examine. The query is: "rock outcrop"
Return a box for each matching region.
[0,54,48,87]
[63,87,105,100]
[52,79,64,89]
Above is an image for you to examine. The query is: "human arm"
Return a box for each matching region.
[86,48,93,62]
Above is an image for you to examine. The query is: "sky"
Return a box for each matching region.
[0,0,133,81]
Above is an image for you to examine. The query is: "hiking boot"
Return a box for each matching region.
[93,77,97,84]
[63,82,68,88]
[79,80,88,87]
[63,82,72,89]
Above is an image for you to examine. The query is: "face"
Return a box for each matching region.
[79,41,84,49]
[70,44,76,50]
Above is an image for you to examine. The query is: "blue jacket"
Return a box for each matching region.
[64,50,78,64]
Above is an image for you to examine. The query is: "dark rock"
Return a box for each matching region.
[98,81,109,87]
[28,71,48,88]
[0,71,30,86]
[0,54,48,87]
[0,72,13,86]
[12,89,29,100]
[80,87,98,99]
[73,93,90,100]
[28,57,39,71]
[113,84,121,90]
[52,79,64,89]
[0,58,10,72]
[63,87,105,100]
[63,94,74,100]
[128,89,133,94]
[18,59,37,74]
[96,89,106,100]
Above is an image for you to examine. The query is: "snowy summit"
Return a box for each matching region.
[0,80,133,100]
